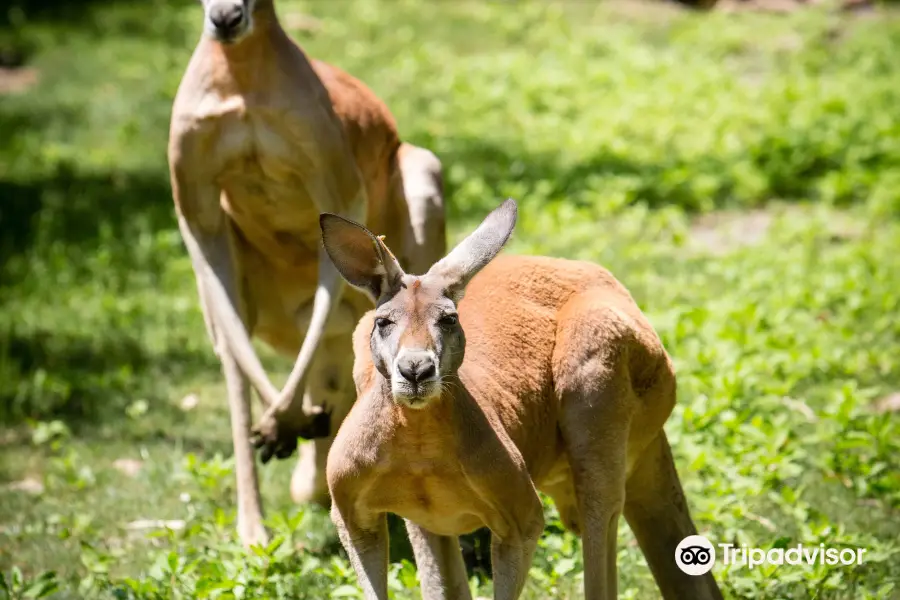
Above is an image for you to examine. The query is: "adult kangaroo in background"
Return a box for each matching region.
[168,0,446,546]
[321,200,724,599]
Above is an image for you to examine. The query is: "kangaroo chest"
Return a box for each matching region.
[364,448,492,537]
[217,102,337,265]
[184,83,354,270]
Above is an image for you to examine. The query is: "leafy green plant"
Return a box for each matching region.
[0,569,59,600]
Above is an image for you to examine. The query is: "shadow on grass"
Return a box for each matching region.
[437,133,867,224]
[1,0,195,30]
[0,93,211,428]
[438,136,731,221]
[0,323,215,425]
[0,167,176,270]
[1,0,196,72]
[0,96,177,272]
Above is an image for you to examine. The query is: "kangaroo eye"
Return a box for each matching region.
[438,314,459,328]
[374,317,393,330]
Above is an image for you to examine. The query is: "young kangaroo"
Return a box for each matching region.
[320,200,724,600]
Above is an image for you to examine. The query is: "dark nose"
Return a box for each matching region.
[209,3,244,32]
[398,355,437,384]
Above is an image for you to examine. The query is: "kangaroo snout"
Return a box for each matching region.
[397,351,437,384]
[208,1,246,37]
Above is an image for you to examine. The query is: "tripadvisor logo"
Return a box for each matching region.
[675,535,867,575]
[676,535,716,576]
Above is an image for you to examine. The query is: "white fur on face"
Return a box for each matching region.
[390,348,441,408]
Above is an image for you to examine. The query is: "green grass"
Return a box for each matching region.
[2,0,900,598]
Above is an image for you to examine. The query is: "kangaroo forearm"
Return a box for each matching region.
[273,252,343,415]
[178,215,280,406]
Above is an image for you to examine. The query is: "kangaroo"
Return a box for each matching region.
[168,0,445,546]
[319,199,723,599]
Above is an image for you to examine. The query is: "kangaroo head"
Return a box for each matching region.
[320,199,518,408]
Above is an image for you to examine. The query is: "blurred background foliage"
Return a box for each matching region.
[1,0,899,598]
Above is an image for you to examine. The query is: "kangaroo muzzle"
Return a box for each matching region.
[392,348,441,407]
[205,0,249,42]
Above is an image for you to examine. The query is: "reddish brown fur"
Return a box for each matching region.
[324,201,723,599]
[337,256,673,531]
[171,14,418,354]
[167,0,446,547]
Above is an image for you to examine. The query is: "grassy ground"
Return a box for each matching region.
[2,0,900,598]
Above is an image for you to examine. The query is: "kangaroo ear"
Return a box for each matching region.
[425,198,518,303]
[320,213,406,304]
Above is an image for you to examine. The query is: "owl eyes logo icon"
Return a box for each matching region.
[681,545,712,565]
[675,535,716,576]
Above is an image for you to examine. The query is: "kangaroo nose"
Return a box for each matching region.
[209,3,244,32]
[398,355,437,384]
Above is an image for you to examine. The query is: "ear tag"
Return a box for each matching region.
[373,234,398,262]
